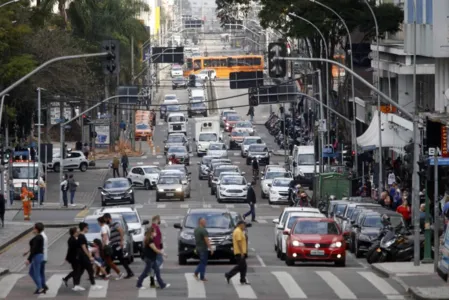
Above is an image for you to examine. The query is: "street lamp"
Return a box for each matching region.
[309,0,358,175]
[0,0,19,8]
[362,0,384,195]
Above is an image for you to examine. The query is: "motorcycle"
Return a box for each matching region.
[365,225,394,264]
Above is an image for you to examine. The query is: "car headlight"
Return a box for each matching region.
[220,186,226,191]
[180,232,194,240]
[225,234,233,240]
[176,188,182,192]
[101,191,108,196]
[133,229,142,235]
[292,240,304,247]
[358,234,372,241]
[330,241,343,248]
[242,188,247,191]
[158,189,164,192]
[127,190,133,194]
[197,144,202,149]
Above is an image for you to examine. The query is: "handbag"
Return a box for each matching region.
[103,244,113,256]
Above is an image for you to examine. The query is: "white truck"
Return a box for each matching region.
[193,117,221,157]
[289,145,319,188]
[9,160,44,200]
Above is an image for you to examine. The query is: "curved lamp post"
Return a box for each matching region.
[0,0,19,8]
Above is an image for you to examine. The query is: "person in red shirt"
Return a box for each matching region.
[396,199,411,226]
[149,215,163,288]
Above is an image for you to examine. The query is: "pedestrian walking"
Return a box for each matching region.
[63,227,80,287]
[73,222,102,291]
[225,221,249,285]
[121,153,129,177]
[111,156,120,178]
[193,218,213,281]
[103,213,134,279]
[60,174,69,207]
[24,222,45,294]
[9,179,15,206]
[67,174,78,206]
[97,216,121,279]
[0,193,5,227]
[136,226,170,290]
[21,183,34,221]
[83,143,90,159]
[247,106,254,122]
[243,181,257,222]
[90,239,108,278]
[38,175,46,206]
[149,215,163,288]
[40,224,49,291]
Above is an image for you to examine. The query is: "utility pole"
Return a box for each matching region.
[433,154,440,271]
[317,69,324,173]
[36,88,42,205]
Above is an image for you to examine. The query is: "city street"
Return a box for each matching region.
[0,40,407,300]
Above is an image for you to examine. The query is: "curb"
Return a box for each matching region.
[0,268,10,277]
[408,287,449,300]
[0,226,33,252]
[370,264,391,277]
[5,205,86,211]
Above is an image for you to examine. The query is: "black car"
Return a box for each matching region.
[164,133,190,155]
[174,208,251,265]
[98,178,135,206]
[246,144,270,165]
[172,76,187,89]
[188,76,205,88]
[188,101,208,117]
[197,155,214,180]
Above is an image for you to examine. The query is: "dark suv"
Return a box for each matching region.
[173,208,251,265]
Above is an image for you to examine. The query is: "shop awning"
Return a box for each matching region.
[356,112,413,154]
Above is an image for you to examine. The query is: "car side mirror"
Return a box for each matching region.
[273,218,279,224]
[245,223,252,228]
[142,220,150,225]
[277,225,284,230]
[267,184,272,187]
[173,223,182,229]
[129,229,136,235]
[283,230,290,235]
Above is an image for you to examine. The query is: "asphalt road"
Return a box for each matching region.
[0,39,407,300]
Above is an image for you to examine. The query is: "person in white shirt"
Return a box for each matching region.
[39,223,49,292]
[97,216,121,277]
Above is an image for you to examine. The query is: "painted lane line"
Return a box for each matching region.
[39,274,65,298]
[141,156,148,159]
[203,204,212,208]
[0,274,25,299]
[315,271,356,299]
[271,205,280,208]
[185,273,206,298]
[271,271,307,299]
[138,277,157,298]
[225,204,235,208]
[180,204,189,208]
[156,155,163,159]
[153,162,160,165]
[256,219,267,224]
[256,255,266,267]
[137,162,143,165]
[87,279,109,298]
[157,204,166,208]
[358,271,404,299]
[231,275,257,299]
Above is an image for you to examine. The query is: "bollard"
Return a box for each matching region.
[156,146,160,154]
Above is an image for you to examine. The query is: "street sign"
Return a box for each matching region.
[268,43,287,78]
[230,71,263,89]
[117,86,139,104]
[143,44,151,61]
[151,47,184,64]
[250,83,297,105]
[184,19,203,28]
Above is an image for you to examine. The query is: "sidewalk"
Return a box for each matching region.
[372,262,449,300]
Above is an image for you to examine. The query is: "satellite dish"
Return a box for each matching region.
[445,89,449,100]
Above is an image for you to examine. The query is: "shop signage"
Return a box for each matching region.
[442,125,449,157]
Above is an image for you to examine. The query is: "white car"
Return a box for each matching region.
[94,207,150,255]
[170,65,183,77]
[274,210,325,260]
[197,69,217,81]
[240,136,263,157]
[207,142,228,158]
[47,150,89,173]
[268,178,291,205]
[216,175,248,202]
[234,121,255,135]
[127,165,161,190]
[220,109,237,127]
[260,168,292,199]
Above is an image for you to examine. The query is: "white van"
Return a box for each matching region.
[167,112,188,134]
[190,89,206,102]
[290,145,318,187]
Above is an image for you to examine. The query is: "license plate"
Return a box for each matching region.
[211,246,216,251]
[229,193,239,196]
[376,248,381,252]
[166,193,174,196]
[114,197,122,200]
[310,250,325,256]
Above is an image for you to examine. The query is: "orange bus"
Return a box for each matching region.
[183,55,264,79]
[135,110,153,140]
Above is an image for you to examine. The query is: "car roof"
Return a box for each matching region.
[243,136,261,139]
[94,207,137,215]
[266,168,287,172]
[249,143,267,147]
[211,158,230,162]
[105,178,128,182]
[288,212,326,218]
[219,171,239,176]
[283,207,320,213]
[347,202,378,207]
[84,213,122,220]
[168,145,187,149]
[217,165,239,169]
[168,112,184,116]
[222,109,236,113]
[294,217,336,223]
[187,208,229,214]
[133,165,159,168]
[222,174,244,178]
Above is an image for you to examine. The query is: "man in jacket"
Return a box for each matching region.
[121,153,129,177]
[112,156,120,178]
[243,181,257,222]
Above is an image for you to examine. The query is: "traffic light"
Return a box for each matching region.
[82,114,91,124]
[248,87,258,107]
[101,40,120,75]
[403,143,413,164]
[417,159,428,181]
[343,145,354,168]
[268,43,287,78]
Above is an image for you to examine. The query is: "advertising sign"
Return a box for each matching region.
[441,125,448,157]
[94,125,110,148]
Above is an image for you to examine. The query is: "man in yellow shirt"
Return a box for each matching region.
[224,221,249,285]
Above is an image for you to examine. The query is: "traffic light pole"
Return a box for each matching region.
[317,69,325,173]
[433,154,440,271]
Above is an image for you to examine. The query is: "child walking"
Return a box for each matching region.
[91,239,109,279]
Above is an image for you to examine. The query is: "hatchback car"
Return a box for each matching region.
[220,109,237,127]
[228,130,250,150]
[261,168,292,199]
[240,136,263,157]
[224,114,242,132]
[166,145,190,165]
[211,171,241,196]
[164,133,190,155]
[98,178,135,206]
[159,169,191,198]
[172,76,187,89]
[233,121,254,135]
[197,155,214,180]
[285,218,346,266]
[188,100,208,117]
[216,175,248,203]
[207,142,228,158]
[210,165,242,195]
[268,178,291,205]
[127,165,160,190]
[156,176,185,201]
[246,143,270,165]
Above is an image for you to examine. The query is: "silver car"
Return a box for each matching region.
[166,145,190,165]
[156,176,186,201]
[159,170,191,198]
[206,142,228,158]
[240,136,263,157]
[210,165,243,195]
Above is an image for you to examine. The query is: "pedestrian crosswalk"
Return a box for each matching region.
[0,270,405,299]
[88,203,284,210]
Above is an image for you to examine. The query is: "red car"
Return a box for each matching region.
[224,114,242,132]
[284,218,346,267]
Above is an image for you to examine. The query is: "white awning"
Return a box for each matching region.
[357,112,413,154]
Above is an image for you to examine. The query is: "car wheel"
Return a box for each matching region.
[156,195,160,202]
[246,159,250,165]
[178,255,187,265]
[335,259,346,267]
[144,180,151,190]
[210,188,214,195]
[130,195,135,205]
[180,194,185,201]
[101,199,106,207]
[79,162,88,172]
[276,248,282,259]
[172,86,176,90]
[350,237,355,253]
[261,191,266,199]
[53,163,60,173]
[268,199,273,205]
[355,242,363,258]
[285,258,294,266]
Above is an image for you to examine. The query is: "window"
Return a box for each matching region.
[68,152,81,158]
[185,213,232,229]
[158,177,181,184]
[104,180,130,189]
[248,145,268,152]
[167,135,184,143]
[132,168,142,174]
[168,147,186,153]
[222,176,246,185]
[272,179,291,187]
[199,133,217,142]
[265,172,290,180]
[293,221,340,235]
[296,154,315,165]
[186,59,193,69]
[136,124,149,130]
[12,166,38,179]
[194,59,201,70]
[143,167,160,174]
[120,212,139,223]
[362,216,382,228]
[168,116,185,122]
[203,59,211,67]
[334,204,347,216]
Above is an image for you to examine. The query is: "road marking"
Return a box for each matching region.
[134,204,144,209]
[271,205,280,208]
[358,271,403,299]
[180,204,189,208]
[185,273,206,298]
[316,271,356,299]
[138,278,157,298]
[137,162,143,165]
[74,208,90,220]
[233,153,240,156]
[256,219,267,224]
[203,204,212,208]
[189,154,193,157]
[256,255,266,267]
[153,162,160,165]
[231,276,257,299]
[233,161,241,164]
[39,274,64,298]
[88,279,108,298]
[157,204,166,208]
[157,155,163,159]
[0,274,25,299]
[225,204,235,208]
[271,271,307,299]
[141,156,148,159]
[158,122,164,126]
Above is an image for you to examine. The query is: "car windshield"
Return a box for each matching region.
[222,176,246,185]
[346,207,355,218]
[167,105,180,111]
[168,116,185,122]
[104,180,129,189]
[192,97,205,102]
[235,122,251,128]
[227,115,240,121]
[249,145,267,152]
[215,168,238,176]
[172,66,182,70]
[184,212,232,229]
[223,111,235,118]
[265,171,289,179]
[297,154,315,165]
[209,143,225,150]
[120,212,139,223]
[273,179,291,187]
[85,219,101,233]
[351,210,362,221]
[293,221,340,235]
[173,76,184,81]
[200,70,209,74]
[12,166,38,179]
[143,167,159,174]
[334,204,347,216]
[201,156,213,164]
[362,216,382,228]
[243,138,261,145]
[165,95,177,100]
[136,124,149,130]
[168,147,186,153]
[232,131,249,137]
[158,177,181,184]
[167,135,184,143]
[199,133,217,142]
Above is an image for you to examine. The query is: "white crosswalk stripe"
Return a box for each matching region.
[271,271,307,299]
[157,204,166,208]
[180,204,189,208]
[256,219,267,224]
[138,278,157,298]
[185,273,206,298]
[39,274,64,298]
[316,271,356,299]
[231,276,257,299]
[0,273,24,299]
[225,204,235,208]
[88,280,109,298]
[357,272,405,300]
